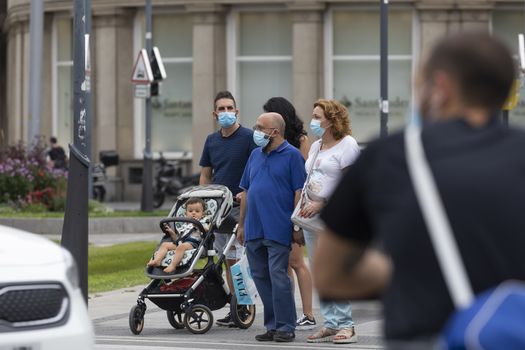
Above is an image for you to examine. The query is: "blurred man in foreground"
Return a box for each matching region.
[313,32,525,349]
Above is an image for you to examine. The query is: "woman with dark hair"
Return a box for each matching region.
[263,97,316,330]
[263,97,310,159]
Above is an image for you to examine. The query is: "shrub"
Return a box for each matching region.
[20,202,48,213]
[0,137,68,211]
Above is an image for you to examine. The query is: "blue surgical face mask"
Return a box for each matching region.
[217,112,237,128]
[253,130,271,147]
[310,119,325,137]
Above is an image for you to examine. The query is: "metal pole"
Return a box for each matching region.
[380,0,389,137]
[61,0,90,303]
[141,0,153,212]
[28,0,43,143]
[85,0,93,199]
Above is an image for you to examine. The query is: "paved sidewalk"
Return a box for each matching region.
[87,231,384,348]
[90,282,385,349]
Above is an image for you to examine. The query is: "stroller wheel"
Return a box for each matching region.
[129,304,145,335]
[230,295,256,329]
[183,304,213,334]
[167,310,184,329]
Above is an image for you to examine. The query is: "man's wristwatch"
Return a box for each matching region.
[293,225,301,232]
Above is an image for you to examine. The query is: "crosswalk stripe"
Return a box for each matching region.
[96,335,384,349]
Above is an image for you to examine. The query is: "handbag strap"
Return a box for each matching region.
[404,124,474,309]
[302,141,322,195]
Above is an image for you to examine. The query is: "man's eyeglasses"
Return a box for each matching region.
[216,105,235,112]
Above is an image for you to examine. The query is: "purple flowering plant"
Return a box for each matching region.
[0,137,68,211]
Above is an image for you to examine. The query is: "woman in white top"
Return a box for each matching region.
[301,99,360,344]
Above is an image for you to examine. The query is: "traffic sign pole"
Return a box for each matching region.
[62,0,91,304]
[141,0,153,212]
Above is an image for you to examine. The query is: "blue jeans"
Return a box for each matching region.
[304,230,354,330]
[245,238,296,333]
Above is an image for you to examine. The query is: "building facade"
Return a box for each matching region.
[3,0,525,200]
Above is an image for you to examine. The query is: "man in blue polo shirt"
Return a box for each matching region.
[238,112,306,343]
[199,91,257,327]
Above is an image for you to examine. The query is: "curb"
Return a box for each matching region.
[0,217,163,235]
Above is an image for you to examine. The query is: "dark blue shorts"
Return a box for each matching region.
[183,237,201,249]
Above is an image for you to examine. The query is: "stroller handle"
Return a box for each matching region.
[159,217,207,235]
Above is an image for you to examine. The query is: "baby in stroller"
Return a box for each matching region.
[147,197,210,273]
[129,185,256,335]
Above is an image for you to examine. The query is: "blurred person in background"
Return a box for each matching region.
[47,136,67,169]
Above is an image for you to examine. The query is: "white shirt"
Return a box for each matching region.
[304,135,360,199]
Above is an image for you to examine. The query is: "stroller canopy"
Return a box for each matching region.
[168,185,233,229]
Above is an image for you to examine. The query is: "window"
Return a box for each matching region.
[52,16,73,146]
[492,10,525,127]
[327,9,413,142]
[228,10,292,129]
[134,12,193,157]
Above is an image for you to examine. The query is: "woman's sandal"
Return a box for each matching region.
[333,326,358,344]
[306,327,338,343]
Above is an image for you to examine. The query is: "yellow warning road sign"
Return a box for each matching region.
[502,79,521,111]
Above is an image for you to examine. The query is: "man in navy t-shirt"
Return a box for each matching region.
[199,91,257,327]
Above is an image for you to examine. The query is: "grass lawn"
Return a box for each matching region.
[89,241,158,294]
[88,241,213,294]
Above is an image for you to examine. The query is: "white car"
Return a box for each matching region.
[0,225,94,350]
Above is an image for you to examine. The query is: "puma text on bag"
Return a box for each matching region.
[230,253,259,305]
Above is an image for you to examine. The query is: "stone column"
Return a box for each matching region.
[187,4,226,172]
[5,18,28,144]
[459,10,490,33]
[40,13,54,141]
[289,2,324,122]
[418,9,451,60]
[92,8,134,165]
[114,11,134,163]
[417,0,492,60]
[22,18,30,143]
[0,0,6,147]
[456,0,493,21]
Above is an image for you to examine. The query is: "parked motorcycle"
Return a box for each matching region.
[92,150,119,202]
[152,152,200,208]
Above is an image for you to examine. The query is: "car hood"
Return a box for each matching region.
[0,225,65,266]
